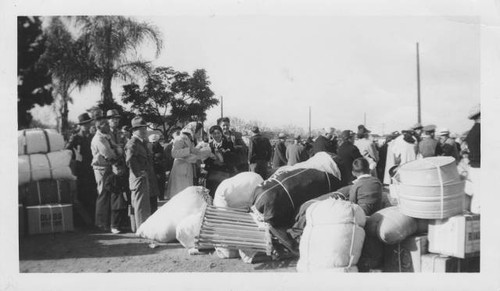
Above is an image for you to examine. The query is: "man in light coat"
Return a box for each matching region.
[91,118,118,231]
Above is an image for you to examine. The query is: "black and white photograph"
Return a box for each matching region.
[1,0,500,290]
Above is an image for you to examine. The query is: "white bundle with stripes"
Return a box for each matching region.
[18,150,76,185]
[272,151,341,181]
[18,128,65,155]
[297,198,366,272]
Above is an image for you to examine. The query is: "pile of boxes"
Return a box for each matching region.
[19,178,76,235]
[381,213,480,273]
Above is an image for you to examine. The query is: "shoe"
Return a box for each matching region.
[111,228,122,234]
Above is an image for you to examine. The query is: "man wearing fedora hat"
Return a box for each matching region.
[106,109,126,155]
[436,128,459,162]
[272,133,288,169]
[66,113,98,225]
[125,116,160,229]
[91,118,119,231]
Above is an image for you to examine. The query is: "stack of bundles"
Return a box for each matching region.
[393,156,464,219]
[18,128,76,235]
[387,157,479,272]
[137,186,212,243]
[297,198,366,272]
[252,168,342,229]
[210,172,264,258]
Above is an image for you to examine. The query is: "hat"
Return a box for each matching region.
[77,113,93,125]
[148,133,160,143]
[106,109,120,119]
[436,128,450,136]
[251,126,260,133]
[130,116,148,130]
[278,133,287,139]
[468,104,480,120]
[412,122,423,130]
[341,130,354,139]
[422,124,436,132]
[357,125,371,134]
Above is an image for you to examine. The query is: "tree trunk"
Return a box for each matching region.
[101,19,114,107]
[61,91,69,139]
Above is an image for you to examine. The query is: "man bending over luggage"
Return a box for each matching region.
[348,158,383,216]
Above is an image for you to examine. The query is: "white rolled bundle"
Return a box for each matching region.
[18,150,76,185]
[297,198,366,272]
[18,128,65,155]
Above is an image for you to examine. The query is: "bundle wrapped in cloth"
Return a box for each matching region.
[297,198,366,272]
[252,168,342,228]
[272,151,341,181]
[137,186,212,242]
[18,128,65,155]
[18,150,76,185]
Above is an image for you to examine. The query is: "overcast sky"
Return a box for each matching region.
[32,16,480,134]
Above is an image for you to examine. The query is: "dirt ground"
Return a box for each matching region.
[19,228,297,273]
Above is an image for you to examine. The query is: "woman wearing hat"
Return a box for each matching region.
[65,113,98,225]
[204,125,236,197]
[165,121,204,199]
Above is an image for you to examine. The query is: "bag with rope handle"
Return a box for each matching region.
[252,168,342,228]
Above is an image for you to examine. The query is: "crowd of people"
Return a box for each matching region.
[65,104,481,234]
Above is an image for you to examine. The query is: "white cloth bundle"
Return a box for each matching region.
[137,186,211,242]
[176,212,203,249]
[18,150,75,185]
[213,172,264,209]
[273,152,341,181]
[297,198,366,272]
[18,128,65,155]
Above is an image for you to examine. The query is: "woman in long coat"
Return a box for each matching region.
[164,122,203,199]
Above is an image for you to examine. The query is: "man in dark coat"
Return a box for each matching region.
[125,117,159,229]
[418,124,442,158]
[465,104,480,213]
[65,113,98,225]
[337,130,363,185]
[218,117,249,173]
[311,127,337,156]
[248,126,272,180]
[272,133,288,168]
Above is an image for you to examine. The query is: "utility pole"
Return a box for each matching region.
[220,95,224,118]
[416,42,422,124]
[308,106,311,138]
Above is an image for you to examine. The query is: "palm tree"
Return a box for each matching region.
[73,16,163,108]
[38,17,97,137]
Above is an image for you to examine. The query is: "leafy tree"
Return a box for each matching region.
[18,16,53,129]
[71,16,163,109]
[121,66,219,135]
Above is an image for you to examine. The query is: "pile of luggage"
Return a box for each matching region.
[18,128,76,235]
[361,156,480,272]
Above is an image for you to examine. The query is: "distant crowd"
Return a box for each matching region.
[65,104,481,233]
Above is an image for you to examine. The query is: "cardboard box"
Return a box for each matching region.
[19,179,75,206]
[26,204,74,235]
[428,213,480,258]
[383,235,428,272]
[421,254,459,272]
